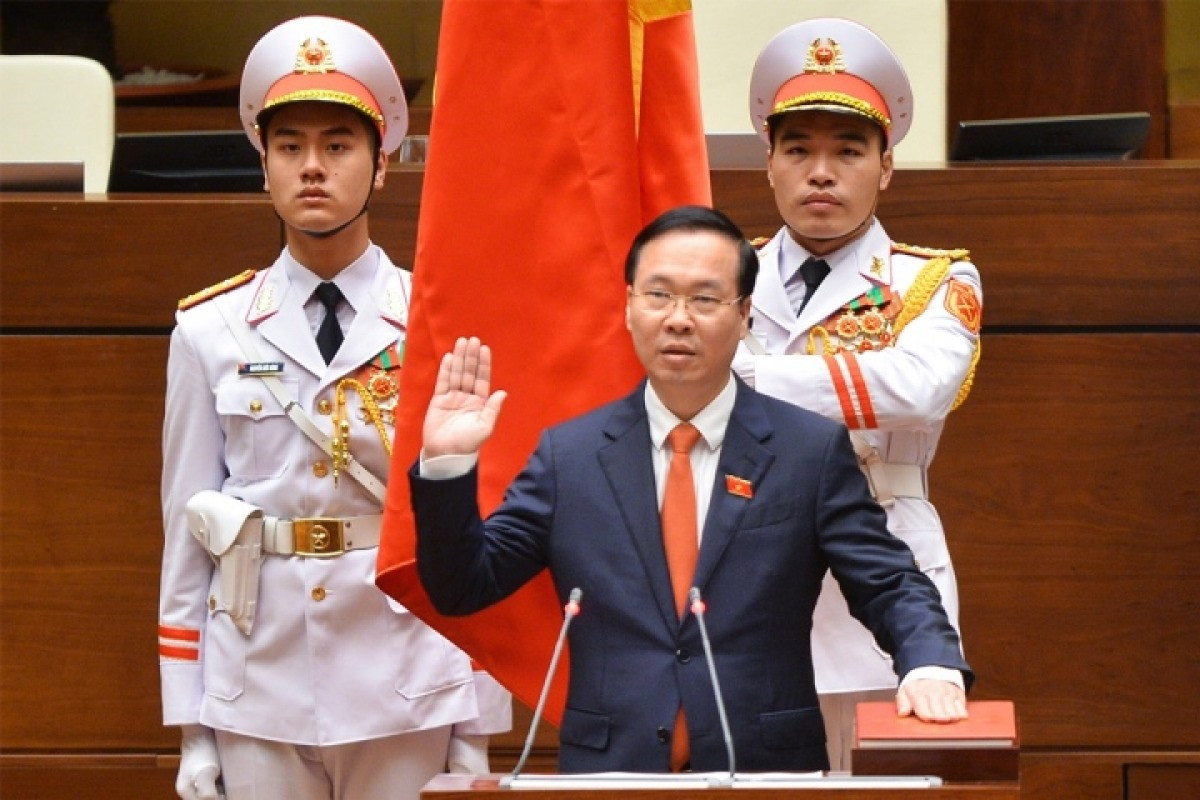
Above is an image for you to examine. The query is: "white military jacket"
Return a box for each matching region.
[738,220,982,693]
[159,244,510,744]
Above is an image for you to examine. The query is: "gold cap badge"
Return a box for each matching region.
[804,38,845,75]
[295,37,335,74]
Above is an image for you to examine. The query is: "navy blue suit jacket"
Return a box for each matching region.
[411,378,970,773]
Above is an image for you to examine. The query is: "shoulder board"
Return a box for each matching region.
[749,236,771,249]
[892,242,971,261]
[178,270,257,311]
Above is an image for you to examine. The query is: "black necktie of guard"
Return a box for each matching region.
[794,257,831,315]
[314,282,344,364]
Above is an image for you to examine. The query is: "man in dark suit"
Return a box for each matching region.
[410,205,970,774]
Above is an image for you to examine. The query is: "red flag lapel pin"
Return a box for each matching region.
[725,475,754,499]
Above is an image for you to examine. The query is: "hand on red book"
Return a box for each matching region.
[896,678,969,722]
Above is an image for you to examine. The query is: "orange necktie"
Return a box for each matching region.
[662,422,701,771]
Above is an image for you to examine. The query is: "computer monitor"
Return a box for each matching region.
[108,130,263,192]
[949,112,1151,162]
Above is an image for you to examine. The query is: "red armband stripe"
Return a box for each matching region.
[158,625,200,642]
[841,353,877,429]
[823,355,861,428]
[159,643,199,661]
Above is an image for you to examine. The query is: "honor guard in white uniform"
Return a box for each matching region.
[158,17,511,800]
[737,18,983,770]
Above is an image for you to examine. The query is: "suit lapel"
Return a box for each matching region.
[693,382,776,595]
[597,385,680,632]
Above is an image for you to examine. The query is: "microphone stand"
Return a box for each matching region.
[505,587,582,783]
[689,586,736,784]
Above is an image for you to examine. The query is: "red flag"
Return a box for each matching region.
[376,0,710,727]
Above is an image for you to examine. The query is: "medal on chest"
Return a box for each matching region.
[809,286,903,355]
[330,343,404,485]
[354,343,404,426]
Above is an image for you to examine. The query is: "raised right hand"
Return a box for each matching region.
[423,336,507,459]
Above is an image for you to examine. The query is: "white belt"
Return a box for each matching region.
[260,514,382,558]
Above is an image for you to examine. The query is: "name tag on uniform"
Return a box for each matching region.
[238,361,285,377]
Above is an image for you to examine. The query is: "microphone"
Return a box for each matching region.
[507,587,582,782]
[689,586,736,783]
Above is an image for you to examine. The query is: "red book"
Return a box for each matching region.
[856,700,1018,748]
[853,701,1019,783]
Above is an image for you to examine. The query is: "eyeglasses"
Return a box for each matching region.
[630,289,743,317]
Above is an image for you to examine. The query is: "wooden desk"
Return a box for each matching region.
[3,163,1196,329]
[0,192,280,328]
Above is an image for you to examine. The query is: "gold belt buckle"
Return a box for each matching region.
[292,518,346,557]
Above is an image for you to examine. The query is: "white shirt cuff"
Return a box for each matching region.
[419,450,478,480]
[900,665,965,690]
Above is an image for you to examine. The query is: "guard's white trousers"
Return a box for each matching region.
[214,725,452,800]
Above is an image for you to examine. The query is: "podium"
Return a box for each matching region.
[424,703,1022,797]
[422,774,1019,799]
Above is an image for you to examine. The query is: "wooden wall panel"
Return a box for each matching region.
[0,336,171,748]
[930,334,1200,746]
[1019,752,1200,800]
[0,756,176,800]
[947,1,1168,158]
[1169,102,1200,157]
[1126,763,1200,798]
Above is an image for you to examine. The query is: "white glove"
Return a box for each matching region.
[176,724,221,800]
[446,734,489,774]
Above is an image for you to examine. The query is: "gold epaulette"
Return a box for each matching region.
[893,242,971,261]
[749,236,771,249]
[178,270,257,311]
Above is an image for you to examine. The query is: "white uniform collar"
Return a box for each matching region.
[753,220,892,338]
[285,243,381,315]
[777,219,888,285]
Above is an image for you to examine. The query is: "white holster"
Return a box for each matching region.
[185,490,264,636]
